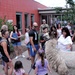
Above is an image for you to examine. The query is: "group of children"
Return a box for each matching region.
[14,50,51,75]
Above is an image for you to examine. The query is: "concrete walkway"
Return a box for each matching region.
[0,50,59,75]
[0,41,75,75]
[0,41,58,75]
[1,50,75,75]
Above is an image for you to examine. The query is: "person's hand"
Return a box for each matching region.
[66,45,71,49]
[33,47,36,52]
[40,47,42,50]
[9,58,12,62]
[24,42,27,45]
[14,38,17,40]
[50,70,52,73]
[18,36,21,38]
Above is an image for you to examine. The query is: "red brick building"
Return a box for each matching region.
[0,0,46,33]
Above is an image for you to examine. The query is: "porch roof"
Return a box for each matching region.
[38,7,71,14]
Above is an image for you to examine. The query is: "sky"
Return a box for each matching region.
[35,0,67,7]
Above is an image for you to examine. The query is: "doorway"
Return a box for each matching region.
[31,14,35,27]
[24,13,29,28]
[16,13,22,29]
[41,15,47,23]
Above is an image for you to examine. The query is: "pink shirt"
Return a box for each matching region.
[14,68,25,75]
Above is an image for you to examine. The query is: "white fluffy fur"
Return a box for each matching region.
[45,39,69,75]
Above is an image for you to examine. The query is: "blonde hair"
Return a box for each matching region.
[1,25,8,30]
[0,25,8,37]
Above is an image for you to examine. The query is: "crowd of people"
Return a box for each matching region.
[0,19,75,75]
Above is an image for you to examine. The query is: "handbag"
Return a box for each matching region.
[11,39,18,43]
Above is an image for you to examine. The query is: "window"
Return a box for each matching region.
[24,13,29,28]
[16,13,22,29]
[31,14,35,27]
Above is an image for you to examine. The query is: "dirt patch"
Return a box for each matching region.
[10,46,27,59]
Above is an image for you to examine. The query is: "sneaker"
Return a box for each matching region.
[26,57,31,60]
[21,55,25,58]
[15,56,19,59]
[31,63,35,70]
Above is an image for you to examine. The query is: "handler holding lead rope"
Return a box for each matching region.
[29,22,39,69]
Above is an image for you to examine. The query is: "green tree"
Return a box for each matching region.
[65,0,75,23]
[0,16,13,31]
[55,7,62,14]
[66,0,74,7]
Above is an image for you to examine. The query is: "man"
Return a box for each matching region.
[40,27,50,51]
[29,22,39,69]
[40,19,50,34]
[66,22,73,37]
[66,22,72,30]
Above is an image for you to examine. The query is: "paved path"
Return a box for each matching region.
[0,41,75,75]
[0,50,59,75]
[1,51,75,75]
[0,41,58,75]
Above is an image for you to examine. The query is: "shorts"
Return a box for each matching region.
[26,43,30,49]
[30,44,39,57]
[12,42,21,46]
[2,56,9,63]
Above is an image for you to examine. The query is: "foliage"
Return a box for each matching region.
[10,43,14,52]
[55,0,75,25]
[0,16,13,31]
[21,36,25,41]
[66,0,74,7]
[6,21,13,31]
[64,0,75,24]
[55,7,62,13]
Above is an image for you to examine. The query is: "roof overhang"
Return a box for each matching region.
[38,8,71,14]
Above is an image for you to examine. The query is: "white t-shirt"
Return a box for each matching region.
[43,32,50,40]
[57,35,72,51]
[25,32,30,44]
[14,68,25,75]
[66,25,71,30]
[57,29,62,38]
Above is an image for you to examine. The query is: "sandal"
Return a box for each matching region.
[26,57,31,60]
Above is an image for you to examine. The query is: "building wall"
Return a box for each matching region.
[0,0,46,33]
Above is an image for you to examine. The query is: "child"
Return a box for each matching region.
[34,50,51,75]
[14,61,28,75]
[40,27,50,51]
[24,27,31,60]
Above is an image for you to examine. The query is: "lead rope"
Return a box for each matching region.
[28,51,38,74]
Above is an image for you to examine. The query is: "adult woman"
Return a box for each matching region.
[10,25,25,59]
[50,25,57,39]
[34,50,51,75]
[57,27,73,51]
[57,23,62,38]
[24,27,31,60]
[0,30,13,75]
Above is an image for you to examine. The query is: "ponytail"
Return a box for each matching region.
[40,53,44,67]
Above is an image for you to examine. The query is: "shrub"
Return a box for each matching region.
[0,16,13,31]
[9,43,14,52]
